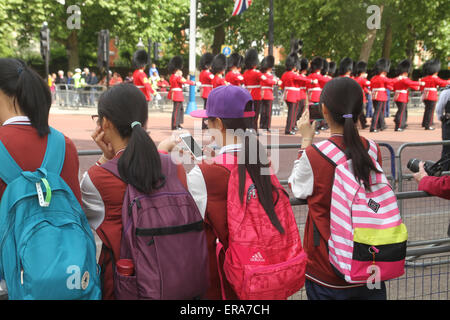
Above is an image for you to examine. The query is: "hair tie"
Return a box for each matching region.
[131,121,142,129]
[342,114,353,119]
[17,67,24,75]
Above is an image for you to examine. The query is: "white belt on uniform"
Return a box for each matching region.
[395,90,408,94]
[284,87,300,91]
[245,85,261,89]
[261,86,273,90]
[308,87,322,92]
[201,84,213,88]
[424,88,437,91]
[171,88,182,92]
[372,88,386,92]
[299,87,306,90]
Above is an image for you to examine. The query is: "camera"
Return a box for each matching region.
[407,159,443,177]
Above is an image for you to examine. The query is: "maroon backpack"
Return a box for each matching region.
[102,154,209,299]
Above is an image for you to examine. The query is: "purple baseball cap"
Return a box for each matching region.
[190,85,255,119]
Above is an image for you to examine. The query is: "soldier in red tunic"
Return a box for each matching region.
[225,53,245,86]
[132,50,154,104]
[295,58,310,126]
[307,57,331,134]
[354,61,371,129]
[199,53,214,129]
[211,54,229,89]
[369,58,395,132]
[259,55,280,131]
[168,56,195,130]
[420,59,450,130]
[393,59,422,131]
[243,48,262,131]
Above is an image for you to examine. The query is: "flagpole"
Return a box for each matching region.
[186,0,197,115]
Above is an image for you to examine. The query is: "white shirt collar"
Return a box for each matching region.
[2,116,31,126]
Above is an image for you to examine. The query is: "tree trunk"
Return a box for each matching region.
[211,24,225,55]
[359,4,384,63]
[66,30,79,71]
[382,21,392,59]
[405,24,415,63]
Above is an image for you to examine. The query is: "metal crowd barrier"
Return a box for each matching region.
[54,84,107,108]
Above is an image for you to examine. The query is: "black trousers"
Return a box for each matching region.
[296,99,306,122]
[202,98,208,129]
[422,100,436,128]
[252,100,262,130]
[171,101,184,130]
[260,100,273,130]
[371,100,386,131]
[394,101,408,130]
[285,102,297,133]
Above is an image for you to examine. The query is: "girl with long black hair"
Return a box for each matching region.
[288,77,386,300]
[80,83,192,299]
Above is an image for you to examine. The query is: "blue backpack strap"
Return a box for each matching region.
[0,140,23,185]
[41,127,66,175]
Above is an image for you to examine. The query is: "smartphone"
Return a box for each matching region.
[309,103,324,121]
[179,133,205,161]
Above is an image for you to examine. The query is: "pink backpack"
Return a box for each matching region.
[214,154,307,300]
[313,139,408,284]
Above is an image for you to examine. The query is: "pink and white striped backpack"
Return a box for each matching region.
[313,139,408,284]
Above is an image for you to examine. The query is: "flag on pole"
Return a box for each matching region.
[232,0,253,16]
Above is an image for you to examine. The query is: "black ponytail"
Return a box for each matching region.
[98,83,165,193]
[0,59,51,136]
[320,77,380,188]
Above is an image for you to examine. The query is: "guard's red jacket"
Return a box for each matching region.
[243,68,262,101]
[260,72,278,101]
[420,75,450,101]
[354,76,371,103]
[281,71,311,103]
[133,69,154,101]
[168,74,195,102]
[225,70,244,86]
[307,72,331,103]
[393,76,421,103]
[199,70,214,99]
[212,74,227,88]
[370,75,395,102]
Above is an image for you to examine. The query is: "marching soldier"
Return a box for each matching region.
[420,59,450,130]
[132,50,154,104]
[199,52,214,129]
[307,57,331,134]
[393,59,422,131]
[168,56,195,130]
[259,55,280,131]
[295,58,310,125]
[354,61,371,129]
[211,54,229,88]
[243,48,263,130]
[369,58,395,132]
[225,53,245,86]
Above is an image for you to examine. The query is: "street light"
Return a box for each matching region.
[186,0,197,115]
[136,37,145,49]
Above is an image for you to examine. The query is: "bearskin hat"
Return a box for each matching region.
[299,58,309,72]
[338,57,353,76]
[355,61,368,76]
[133,49,149,69]
[211,53,227,75]
[321,60,329,76]
[310,57,323,72]
[374,58,391,74]
[199,52,214,71]
[168,56,184,74]
[244,48,259,70]
[328,61,337,76]
[227,53,244,70]
[423,59,441,76]
[260,55,275,73]
[397,59,412,75]
[285,53,299,71]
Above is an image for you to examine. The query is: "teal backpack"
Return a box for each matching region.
[0,127,101,300]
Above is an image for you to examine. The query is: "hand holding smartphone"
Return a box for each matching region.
[179,133,205,161]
